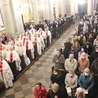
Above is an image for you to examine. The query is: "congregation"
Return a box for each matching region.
[1,13,98,98]
[34,15,98,98]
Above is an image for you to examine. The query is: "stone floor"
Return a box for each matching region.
[0,24,75,98]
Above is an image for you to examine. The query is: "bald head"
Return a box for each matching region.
[69,54,74,60]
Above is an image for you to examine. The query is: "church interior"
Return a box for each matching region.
[0,0,98,98]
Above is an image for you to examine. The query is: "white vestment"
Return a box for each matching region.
[19,33,25,40]
[0,60,14,89]
[42,31,47,40]
[17,45,31,66]
[36,32,45,50]
[24,39,35,59]
[2,49,7,59]
[33,36,42,55]
[5,50,22,71]
[15,39,22,46]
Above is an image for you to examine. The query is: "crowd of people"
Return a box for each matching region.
[0,15,72,91]
[33,15,98,98]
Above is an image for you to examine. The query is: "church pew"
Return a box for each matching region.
[0,83,4,93]
[20,56,27,70]
[26,50,33,62]
[34,46,39,59]
[8,61,20,80]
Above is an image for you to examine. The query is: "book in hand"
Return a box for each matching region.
[66,87,71,93]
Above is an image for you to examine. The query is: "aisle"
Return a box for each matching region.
[0,24,75,98]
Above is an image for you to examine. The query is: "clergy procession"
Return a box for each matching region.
[0,15,72,91]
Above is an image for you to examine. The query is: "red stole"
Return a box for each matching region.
[34,37,37,46]
[81,58,85,62]
[46,31,48,36]
[0,61,2,69]
[0,44,2,50]
[0,61,3,79]
[10,52,13,62]
[26,41,28,50]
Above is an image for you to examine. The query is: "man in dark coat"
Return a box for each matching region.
[53,50,65,69]
[90,45,98,64]
[47,83,68,98]
[77,36,83,46]
[91,57,98,74]
[50,26,55,39]
[84,42,93,59]
[60,44,69,59]
[37,21,44,30]
[55,25,60,38]
[64,38,73,52]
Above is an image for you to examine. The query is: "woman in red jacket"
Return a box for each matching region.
[34,82,47,98]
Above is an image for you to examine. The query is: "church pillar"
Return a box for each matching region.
[71,0,75,15]
[0,0,16,38]
[49,0,55,20]
[10,0,24,35]
[43,0,51,20]
[74,0,78,14]
[87,0,93,15]
[55,1,59,18]
[59,0,66,17]
[65,0,71,14]
[31,0,39,24]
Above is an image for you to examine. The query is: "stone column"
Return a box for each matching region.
[11,0,24,35]
[65,0,71,14]
[0,0,16,38]
[42,0,51,20]
[31,0,39,24]
[55,1,59,18]
[49,0,55,20]
[87,0,93,15]
[71,0,75,15]
[59,0,66,17]
[74,0,78,14]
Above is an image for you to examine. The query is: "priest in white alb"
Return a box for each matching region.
[24,37,34,61]
[33,34,42,58]
[17,42,31,66]
[5,46,22,78]
[0,54,14,89]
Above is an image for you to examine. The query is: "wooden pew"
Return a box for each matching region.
[8,61,20,80]
[26,50,33,62]
[20,56,26,70]
[0,83,4,93]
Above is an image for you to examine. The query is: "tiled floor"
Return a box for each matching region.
[0,25,75,98]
